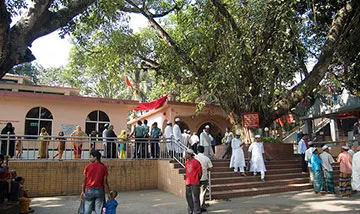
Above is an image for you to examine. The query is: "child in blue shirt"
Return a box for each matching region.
[104,191,118,214]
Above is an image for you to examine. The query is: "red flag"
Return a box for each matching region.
[125,75,134,92]
[134,95,168,111]
[275,118,284,127]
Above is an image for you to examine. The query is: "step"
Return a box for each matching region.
[210,168,302,178]
[211,183,313,199]
[211,173,308,185]
[211,177,310,192]
[173,159,302,168]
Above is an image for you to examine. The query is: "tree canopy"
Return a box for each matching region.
[2,0,360,127]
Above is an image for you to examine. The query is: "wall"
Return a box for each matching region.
[0,93,136,135]
[10,160,158,197]
[157,160,186,198]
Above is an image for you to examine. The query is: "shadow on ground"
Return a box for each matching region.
[30,190,360,214]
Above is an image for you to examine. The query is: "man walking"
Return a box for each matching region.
[200,125,214,158]
[222,127,234,159]
[81,150,110,214]
[248,135,266,182]
[195,146,213,212]
[320,145,335,194]
[298,134,308,174]
[230,132,246,176]
[185,148,202,214]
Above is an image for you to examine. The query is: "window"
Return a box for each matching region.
[25,107,53,136]
[85,110,110,136]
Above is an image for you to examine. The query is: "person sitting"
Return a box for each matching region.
[15,176,34,213]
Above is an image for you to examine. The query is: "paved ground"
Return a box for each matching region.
[31,189,360,214]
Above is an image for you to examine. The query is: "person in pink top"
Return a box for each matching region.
[337,146,353,197]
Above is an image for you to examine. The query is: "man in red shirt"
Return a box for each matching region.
[185,148,202,214]
[81,150,110,214]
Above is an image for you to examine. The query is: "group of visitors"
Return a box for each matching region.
[299,131,360,197]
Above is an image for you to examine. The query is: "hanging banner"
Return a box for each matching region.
[134,95,168,111]
[242,112,259,128]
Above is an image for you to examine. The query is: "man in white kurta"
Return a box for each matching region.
[173,118,184,155]
[163,121,174,156]
[189,132,200,153]
[352,147,360,191]
[229,132,246,176]
[199,125,214,158]
[248,135,266,181]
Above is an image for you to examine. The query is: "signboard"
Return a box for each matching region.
[242,113,259,128]
[61,124,78,136]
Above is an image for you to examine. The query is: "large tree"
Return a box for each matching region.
[2,0,360,127]
[118,0,360,126]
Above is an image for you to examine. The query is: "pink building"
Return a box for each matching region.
[0,75,138,136]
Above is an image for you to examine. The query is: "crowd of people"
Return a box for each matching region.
[298,132,360,197]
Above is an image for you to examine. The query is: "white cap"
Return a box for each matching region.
[187,130,191,133]
[166,121,171,125]
[235,132,241,136]
[308,141,313,145]
[205,125,210,129]
[185,148,194,154]
[184,129,187,132]
[342,146,350,150]
[255,135,261,138]
[175,118,180,122]
[312,147,317,153]
[322,145,329,151]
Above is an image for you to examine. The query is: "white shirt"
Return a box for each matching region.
[200,130,211,147]
[320,151,335,171]
[298,139,306,154]
[195,153,213,181]
[189,134,199,146]
[102,129,108,144]
[305,147,314,167]
[173,124,183,144]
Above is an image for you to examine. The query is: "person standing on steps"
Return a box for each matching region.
[298,134,309,174]
[248,135,266,182]
[195,146,213,212]
[200,125,214,158]
[222,127,234,159]
[230,132,246,176]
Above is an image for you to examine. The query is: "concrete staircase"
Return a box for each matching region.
[175,158,340,199]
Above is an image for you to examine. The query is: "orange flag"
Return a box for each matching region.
[125,75,134,92]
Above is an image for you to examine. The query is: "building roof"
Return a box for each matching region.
[0,90,139,106]
[303,90,360,120]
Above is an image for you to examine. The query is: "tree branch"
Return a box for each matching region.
[210,0,241,39]
[125,0,204,78]
[273,0,360,119]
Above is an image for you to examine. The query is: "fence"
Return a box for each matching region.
[0,133,185,161]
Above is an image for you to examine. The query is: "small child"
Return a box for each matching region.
[104,191,118,214]
[16,138,23,158]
